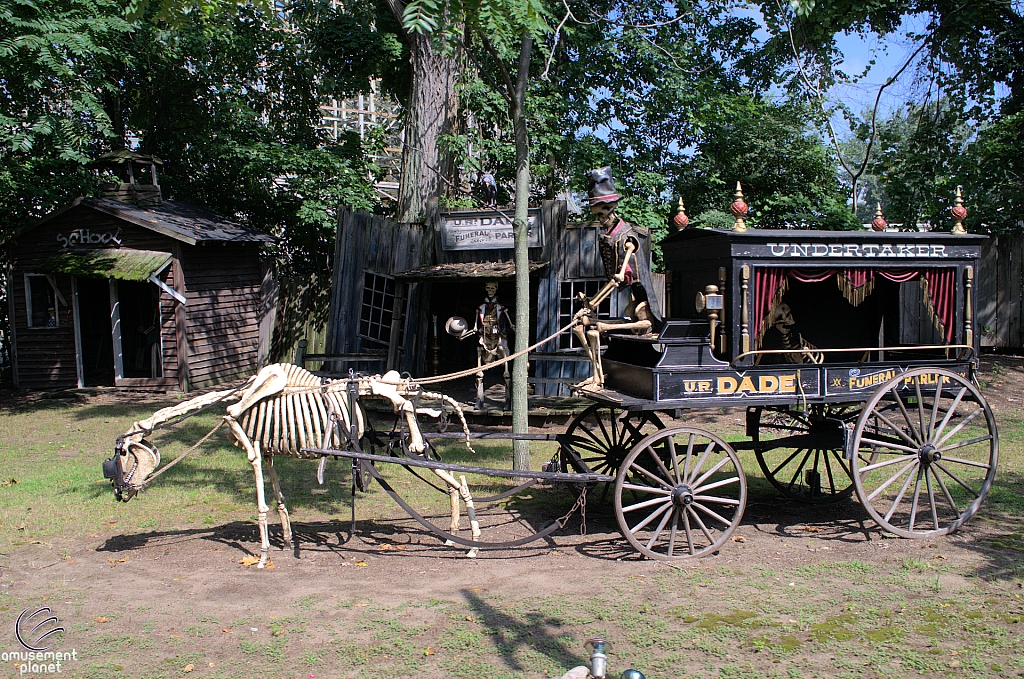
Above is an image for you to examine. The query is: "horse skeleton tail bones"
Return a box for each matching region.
[116,364,479,567]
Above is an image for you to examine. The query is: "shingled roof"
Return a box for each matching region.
[29,197,275,246]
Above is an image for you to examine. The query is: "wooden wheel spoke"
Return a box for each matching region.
[622,495,671,514]
[859,437,919,454]
[925,468,940,531]
[860,454,917,474]
[692,454,732,490]
[871,409,919,448]
[691,501,732,528]
[627,462,675,490]
[882,464,919,522]
[908,467,924,533]
[938,436,995,455]
[620,417,647,445]
[593,412,614,448]
[866,458,919,502]
[645,445,675,483]
[933,461,981,499]
[929,466,960,518]
[931,387,967,444]
[682,433,695,481]
[822,450,838,495]
[621,482,671,495]
[629,501,673,535]
[667,437,681,484]
[913,380,927,440]
[939,454,992,470]
[682,507,695,555]
[927,386,943,439]
[935,408,984,448]
[892,389,922,445]
[685,441,715,484]
[694,475,740,495]
[667,512,679,557]
[693,494,741,507]
[769,447,806,478]
[576,423,609,450]
[787,449,813,490]
[686,506,715,545]
[644,505,676,550]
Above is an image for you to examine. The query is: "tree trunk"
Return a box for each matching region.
[396,32,461,223]
[511,32,533,471]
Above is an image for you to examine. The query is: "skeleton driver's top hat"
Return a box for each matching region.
[587,166,619,204]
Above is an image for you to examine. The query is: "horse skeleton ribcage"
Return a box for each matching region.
[237,365,363,458]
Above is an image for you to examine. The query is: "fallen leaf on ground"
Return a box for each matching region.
[94,617,109,623]
[355,562,368,567]
[1,479,17,487]
[208,663,216,668]
[265,560,275,569]
[465,616,473,621]
[183,664,194,673]
[240,555,260,566]
[221,628,232,634]
[732,536,747,543]
[379,544,394,551]
[117,556,129,563]
[800,525,824,533]
[423,647,435,656]
[395,545,406,550]
[355,603,368,607]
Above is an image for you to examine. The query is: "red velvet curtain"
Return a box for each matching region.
[753,267,958,346]
[754,268,788,347]
[920,269,956,342]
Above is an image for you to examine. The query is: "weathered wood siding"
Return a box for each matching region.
[978,233,1023,348]
[180,241,262,388]
[327,209,435,375]
[8,206,183,389]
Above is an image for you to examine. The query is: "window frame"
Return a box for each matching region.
[357,271,403,346]
[24,273,60,329]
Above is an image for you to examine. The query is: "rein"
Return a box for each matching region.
[137,420,226,491]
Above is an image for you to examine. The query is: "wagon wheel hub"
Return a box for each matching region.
[671,484,695,507]
[918,444,941,464]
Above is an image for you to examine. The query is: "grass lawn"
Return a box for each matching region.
[0,365,1022,679]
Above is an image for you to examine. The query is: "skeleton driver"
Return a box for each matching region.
[473,281,514,411]
[574,167,662,390]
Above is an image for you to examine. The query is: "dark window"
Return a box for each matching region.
[359,272,403,345]
[26,275,58,328]
[558,279,612,350]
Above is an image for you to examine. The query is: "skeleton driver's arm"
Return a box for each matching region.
[613,239,637,283]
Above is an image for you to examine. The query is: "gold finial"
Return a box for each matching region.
[730,181,748,233]
[672,197,689,230]
[950,187,967,235]
[871,202,887,231]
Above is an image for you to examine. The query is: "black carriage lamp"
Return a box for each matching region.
[731,181,748,232]
[951,187,968,235]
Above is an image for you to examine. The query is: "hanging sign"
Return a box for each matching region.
[57,227,123,249]
[441,209,543,251]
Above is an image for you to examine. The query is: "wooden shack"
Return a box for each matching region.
[325,201,660,395]
[5,154,274,391]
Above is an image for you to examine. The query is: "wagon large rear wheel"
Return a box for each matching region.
[851,367,997,538]
[615,426,746,560]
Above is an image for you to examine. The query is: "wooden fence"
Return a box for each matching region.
[978,232,1023,348]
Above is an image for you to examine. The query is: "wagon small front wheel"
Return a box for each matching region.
[851,367,998,538]
[615,426,746,560]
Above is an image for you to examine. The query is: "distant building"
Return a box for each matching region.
[5,152,274,391]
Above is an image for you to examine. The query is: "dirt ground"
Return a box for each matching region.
[1,356,1023,679]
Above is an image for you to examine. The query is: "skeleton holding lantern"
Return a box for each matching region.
[446,281,515,411]
[574,167,662,390]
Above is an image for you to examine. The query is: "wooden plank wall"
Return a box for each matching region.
[978,233,1023,348]
[8,206,184,389]
[180,241,262,388]
[326,209,434,375]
